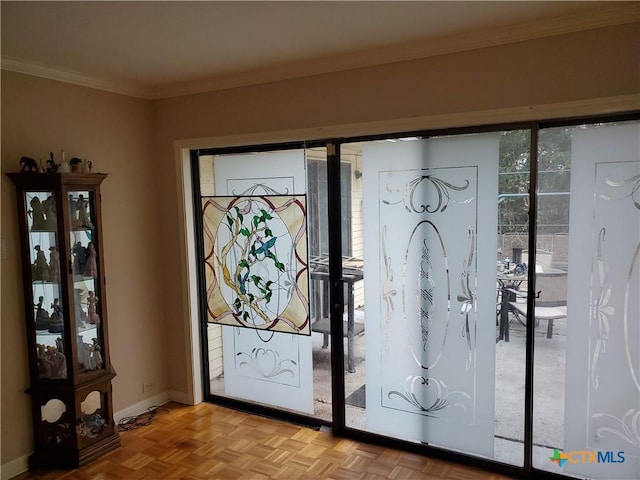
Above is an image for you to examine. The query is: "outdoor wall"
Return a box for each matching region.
[0,72,165,467]
[154,23,640,397]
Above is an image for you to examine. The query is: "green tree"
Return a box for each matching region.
[498,129,530,234]
[498,128,572,235]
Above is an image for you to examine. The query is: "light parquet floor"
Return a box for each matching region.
[17,402,517,480]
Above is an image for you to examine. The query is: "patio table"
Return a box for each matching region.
[310,256,364,373]
[497,273,527,342]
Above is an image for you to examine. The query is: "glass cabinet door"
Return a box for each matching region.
[27,190,67,380]
[67,190,104,375]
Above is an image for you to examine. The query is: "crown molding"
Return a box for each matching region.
[0,57,153,100]
[3,4,639,100]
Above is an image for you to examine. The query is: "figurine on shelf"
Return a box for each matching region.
[76,194,94,229]
[43,196,57,230]
[77,336,87,369]
[69,194,78,227]
[37,344,53,378]
[82,159,92,174]
[72,241,87,275]
[47,346,67,379]
[36,344,67,378]
[74,288,88,325]
[87,291,100,324]
[84,242,97,278]
[78,411,105,437]
[55,337,64,354]
[48,246,60,281]
[50,298,63,320]
[78,340,95,371]
[91,338,103,369]
[48,321,63,334]
[29,197,46,231]
[34,296,51,330]
[48,298,64,333]
[32,245,49,281]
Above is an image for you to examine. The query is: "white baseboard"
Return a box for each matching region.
[113,391,171,423]
[169,389,194,405]
[1,454,29,480]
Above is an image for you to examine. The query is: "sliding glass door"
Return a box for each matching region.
[534,121,640,479]
[341,132,528,464]
[196,147,327,418]
[192,113,639,480]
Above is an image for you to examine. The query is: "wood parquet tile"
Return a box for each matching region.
[15,402,518,480]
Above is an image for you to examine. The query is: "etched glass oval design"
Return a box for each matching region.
[403,220,450,370]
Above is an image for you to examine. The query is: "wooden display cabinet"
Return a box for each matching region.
[7,172,120,468]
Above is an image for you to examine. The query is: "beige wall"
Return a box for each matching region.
[155,23,639,141]
[1,22,639,471]
[0,72,166,465]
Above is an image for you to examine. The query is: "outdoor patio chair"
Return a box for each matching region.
[508,270,567,338]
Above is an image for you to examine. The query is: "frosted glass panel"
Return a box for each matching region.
[206,150,314,414]
[361,134,498,456]
[563,123,640,479]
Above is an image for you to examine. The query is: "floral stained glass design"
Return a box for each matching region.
[202,195,310,335]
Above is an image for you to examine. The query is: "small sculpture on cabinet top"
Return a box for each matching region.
[70,157,83,173]
[46,152,59,173]
[87,291,100,324]
[20,156,39,172]
[59,150,70,173]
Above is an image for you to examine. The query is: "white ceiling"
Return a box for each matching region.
[2,1,638,99]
